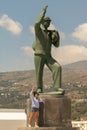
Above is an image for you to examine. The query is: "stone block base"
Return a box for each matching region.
[18,127,79,130]
[26,94,72,127]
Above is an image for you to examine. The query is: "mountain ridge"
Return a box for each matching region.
[0,60,87,120]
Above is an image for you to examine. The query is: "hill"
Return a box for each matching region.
[0,60,87,120]
[63,60,87,71]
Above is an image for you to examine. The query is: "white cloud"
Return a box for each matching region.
[0,14,23,35]
[21,46,33,57]
[48,23,56,30]
[72,23,87,42]
[29,24,57,34]
[21,46,34,70]
[29,23,65,39]
[59,32,65,39]
[48,24,65,39]
[52,45,87,65]
[21,45,87,66]
[29,25,35,34]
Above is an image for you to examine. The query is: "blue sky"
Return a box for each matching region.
[0,0,87,72]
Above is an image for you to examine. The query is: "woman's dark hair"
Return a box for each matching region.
[33,91,39,96]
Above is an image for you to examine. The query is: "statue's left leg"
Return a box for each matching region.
[46,56,65,94]
[34,54,45,93]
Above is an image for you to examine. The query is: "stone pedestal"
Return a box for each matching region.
[19,94,79,130]
[26,94,72,127]
[18,126,79,130]
[39,94,71,127]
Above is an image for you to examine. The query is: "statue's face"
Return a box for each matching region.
[43,20,51,28]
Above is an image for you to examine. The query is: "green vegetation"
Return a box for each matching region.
[72,101,87,120]
[0,61,87,120]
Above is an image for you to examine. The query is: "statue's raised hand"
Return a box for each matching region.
[43,5,48,11]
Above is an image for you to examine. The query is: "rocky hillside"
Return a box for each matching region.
[0,60,87,120]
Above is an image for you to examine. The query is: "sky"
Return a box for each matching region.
[0,0,87,72]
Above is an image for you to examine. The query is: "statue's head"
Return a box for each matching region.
[42,16,51,29]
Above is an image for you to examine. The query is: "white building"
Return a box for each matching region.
[0,109,26,130]
[72,121,87,130]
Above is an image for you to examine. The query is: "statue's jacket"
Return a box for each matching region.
[32,8,59,56]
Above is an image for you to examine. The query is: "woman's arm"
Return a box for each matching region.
[30,86,35,98]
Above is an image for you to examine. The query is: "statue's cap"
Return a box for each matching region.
[43,16,51,21]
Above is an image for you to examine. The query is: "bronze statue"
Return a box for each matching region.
[32,5,65,95]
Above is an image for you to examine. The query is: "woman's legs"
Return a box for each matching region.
[28,111,39,127]
[35,112,39,127]
[28,112,35,126]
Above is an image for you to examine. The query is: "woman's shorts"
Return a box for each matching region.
[31,107,39,112]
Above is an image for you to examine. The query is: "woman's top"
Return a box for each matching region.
[30,91,42,108]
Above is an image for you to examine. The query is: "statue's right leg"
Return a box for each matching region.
[34,54,45,93]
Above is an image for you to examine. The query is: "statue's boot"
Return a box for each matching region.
[49,87,65,95]
[56,88,65,95]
